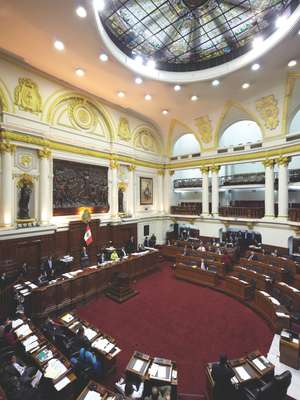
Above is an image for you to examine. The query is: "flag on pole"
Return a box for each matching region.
[84,224,93,246]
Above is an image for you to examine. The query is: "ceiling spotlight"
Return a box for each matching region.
[99,53,108,62]
[288,60,297,67]
[298,29,300,35]
[117,91,125,98]
[76,6,87,18]
[212,79,220,87]
[135,77,143,85]
[146,59,156,69]
[94,0,105,11]
[174,85,181,92]
[276,15,287,29]
[162,109,169,115]
[75,68,85,77]
[252,36,263,48]
[54,40,64,51]
[251,63,260,71]
[134,55,144,65]
[242,82,250,89]
[145,94,152,101]
[190,95,198,101]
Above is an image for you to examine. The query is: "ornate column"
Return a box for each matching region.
[38,148,51,225]
[157,169,165,213]
[262,159,275,219]
[200,165,210,216]
[277,156,291,220]
[127,164,136,217]
[110,159,119,219]
[211,165,220,217]
[0,142,16,227]
[164,170,174,214]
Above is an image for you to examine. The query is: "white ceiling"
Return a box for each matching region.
[0,0,300,141]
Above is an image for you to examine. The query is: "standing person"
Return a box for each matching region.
[80,247,89,268]
[44,256,55,279]
[211,354,237,400]
[126,236,136,254]
[144,236,150,247]
[149,234,157,247]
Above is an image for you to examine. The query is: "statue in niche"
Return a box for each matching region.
[17,174,34,219]
[118,188,124,214]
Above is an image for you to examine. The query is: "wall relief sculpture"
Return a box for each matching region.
[195,115,212,144]
[118,117,131,141]
[53,160,109,215]
[14,77,42,113]
[256,94,279,130]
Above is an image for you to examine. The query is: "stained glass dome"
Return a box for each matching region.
[99,0,296,72]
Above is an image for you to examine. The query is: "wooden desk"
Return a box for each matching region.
[255,290,290,332]
[175,263,219,288]
[275,282,300,310]
[240,258,287,282]
[77,381,119,400]
[233,266,271,291]
[225,276,253,301]
[176,255,226,277]
[279,329,300,369]
[245,251,299,275]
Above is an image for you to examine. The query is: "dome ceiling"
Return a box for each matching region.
[100,0,296,72]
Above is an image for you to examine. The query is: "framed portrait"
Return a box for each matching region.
[140,177,153,205]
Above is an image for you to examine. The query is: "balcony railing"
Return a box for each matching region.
[289,208,300,222]
[289,169,300,183]
[174,178,202,189]
[171,202,202,215]
[220,172,266,186]
[219,207,264,219]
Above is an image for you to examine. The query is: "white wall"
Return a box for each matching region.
[289,109,300,134]
[220,120,262,147]
[173,134,201,156]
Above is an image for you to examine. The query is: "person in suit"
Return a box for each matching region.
[44,256,55,279]
[6,355,38,384]
[37,269,48,285]
[211,354,237,400]
[80,247,89,268]
[248,251,257,261]
[149,234,157,247]
[144,236,150,247]
[71,347,102,378]
[97,252,106,265]
[69,325,90,354]
[200,258,208,271]
[0,271,7,289]
[126,236,136,254]
[116,377,144,399]
[118,247,127,258]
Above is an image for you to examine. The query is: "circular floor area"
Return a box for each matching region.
[77,263,273,396]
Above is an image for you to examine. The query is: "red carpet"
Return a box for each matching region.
[76,263,273,397]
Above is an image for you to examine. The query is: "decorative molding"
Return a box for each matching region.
[195,115,213,144]
[14,77,42,113]
[157,169,165,176]
[68,98,96,131]
[169,170,175,176]
[38,147,52,159]
[127,164,136,172]
[262,158,275,168]
[0,141,16,153]
[118,181,127,192]
[200,165,210,174]
[134,126,159,153]
[118,117,131,141]
[0,86,8,112]
[110,159,119,169]
[210,164,220,173]
[276,155,291,167]
[256,94,279,130]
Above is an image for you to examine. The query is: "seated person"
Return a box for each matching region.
[43,256,56,279]
[149,234,157,247]
[138,244,145,252]
[118,247,127,258]
[126,236,136,254]
[68,325,90,354]
[3,323,17,346]
[37,269,48,285]
[0,316,11,338]
[71,346,102,377]
[110,250,119,262]
[145,386,172,400]
[197,244,206,252]
[200,258,208,271]
[271,249,278,257]
[144,236,150,247]
[116,377,144,399]
[211,354,237,400]
[182,245,188,256]
[1,373,38,400]
[248,250,257,261]
[5,354,38,384]
[42,317,69,347]
[97,251,106,265]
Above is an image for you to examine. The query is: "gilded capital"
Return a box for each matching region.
[169,170,175,176]
[118,181,127,192]
[211,165,220,173]
[276,156,291,167]
[157,169,165,176]
[262,159,275,168]
[200,165,209,174]
[0,141,16,153]
[127,164,136,172]
[38,147,51,159]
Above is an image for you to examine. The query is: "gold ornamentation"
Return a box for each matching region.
[262,159,275,168]
[195,116,212,144]
[14,77,42,113]
[110,159,119,169]
[200,165,209,174]
[169,170,175,176]
[157,169,165,176]
[68,98,96,131]
[211,165,220,173]
[256,95,279,130]
[247,222,255,230]
[276,156,291,166]
[135,127,158,153]
[127,164,136,171]
[38,147,52,159]
[118,181,127,192]
[0,86,8,112]
[0,141,16,153]
[118,117,131,141]
[19,154,33,170]
[16,173,34,189]
[80,208,92,224]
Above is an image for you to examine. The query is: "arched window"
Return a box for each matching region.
[289,109,300,134]
[219,120,262,147]
[173,133,200,157]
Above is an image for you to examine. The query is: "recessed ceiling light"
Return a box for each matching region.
[162,109,169,115]
[276,15,287,29]
[251,63,260,71]
[174,85,181,92]
[135,77,143,85]
[144,94,152,101]
[212,79,220,87]
[190,95,198,101]
[94,0,105,11]
[117,91,125,98]
[54,40,64,51]
[76,6,87,18]
[99,53,108,62]
[298,29,300,35]
[134,55,144,65]
[252,36,263,48]
[242,82,250,89]
[146,59,156,69]
[288,60,297,67]
[75,68,85,77]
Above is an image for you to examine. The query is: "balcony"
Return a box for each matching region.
[289,208,300,222]
[219,207,265,219]
[171,202,202,215]
[174,178,202,189]
[220,172,265,186]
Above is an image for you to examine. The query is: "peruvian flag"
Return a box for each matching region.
[84,224,93,246]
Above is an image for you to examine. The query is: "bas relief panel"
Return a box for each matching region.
[53,159,109,215]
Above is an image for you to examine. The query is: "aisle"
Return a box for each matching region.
[77,263,273,396]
